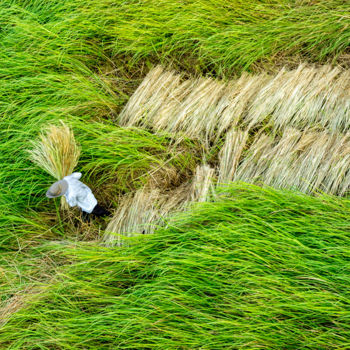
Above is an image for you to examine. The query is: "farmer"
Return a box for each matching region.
[46,172,110,222]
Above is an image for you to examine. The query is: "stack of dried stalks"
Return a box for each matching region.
[217,129,249,184]
[119,64,350,197]
[233,128,350,195]
[119,65,350,141]
[111,64,350,245]
[104,164,215,246]
[245,65,350,132]
[28,121,81,208]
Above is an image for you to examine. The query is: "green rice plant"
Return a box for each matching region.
[1,184,349,349]
[0,74,119,213]
[0,203,64,318]
[1,0,348,78]
[0,0,121,216]
[75,122,200,198]
[0,229,65,327]
[0,191,63,251]
[108,0,350,75]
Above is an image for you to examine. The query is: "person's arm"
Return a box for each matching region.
[71,172,82,179]
[76,184,97,213]
[66,196,77,207]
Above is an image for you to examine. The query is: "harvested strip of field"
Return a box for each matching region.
[1,184,350,350]
[105,127,350,242]
[233,128,350,195]
[104,164,215,245]
[117,65,350,198]
[119,65,350,139]
[110,64,350,241]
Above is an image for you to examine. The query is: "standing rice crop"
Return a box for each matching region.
[2,184,350,349]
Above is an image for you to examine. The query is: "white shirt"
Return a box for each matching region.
[63,173,97,213]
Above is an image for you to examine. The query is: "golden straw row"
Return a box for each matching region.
[119,65,350,143]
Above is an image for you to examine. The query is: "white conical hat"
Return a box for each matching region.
[46,180,68,198]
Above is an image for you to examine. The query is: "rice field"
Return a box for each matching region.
[2,185,350,349]
[1,0,350,349]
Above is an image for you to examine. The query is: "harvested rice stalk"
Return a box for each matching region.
[119,67,228,144]
[233,129,350,195]
[118,66,184,128]
[284,131,350,195]
[27,121,80,208]
[218,129,249,184]
[214,73,270,140]
[245,64,350,131]
[120,65,350,142]
[104,164,215,246]
[190,164,216,202]
[233,133,275,183]
[103,186,187,246]
[162,77,226,143]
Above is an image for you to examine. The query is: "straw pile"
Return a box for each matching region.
[233,128,350,195]
[104,164,215,245]
[118,64,350,196]
[119,65,350,140]
[27,121,81,208]
[107,64,350,245]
